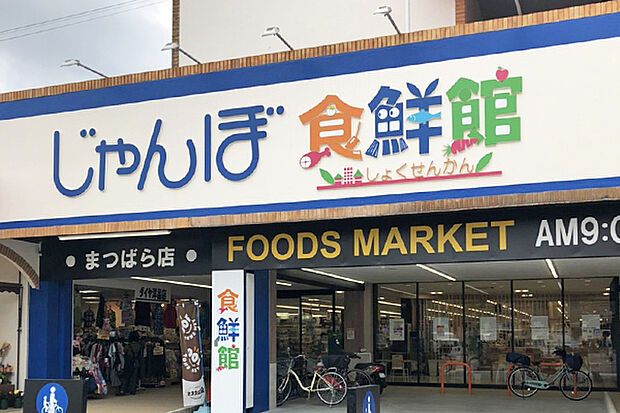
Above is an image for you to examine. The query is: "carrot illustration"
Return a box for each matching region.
[443,131,484,157]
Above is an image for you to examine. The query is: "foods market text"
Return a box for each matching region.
[227,220,515,262]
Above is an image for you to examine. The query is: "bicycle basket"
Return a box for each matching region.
[306,358,319,373]
[565,353,583,371]
[506,352,530,366]
[322,355,350,371]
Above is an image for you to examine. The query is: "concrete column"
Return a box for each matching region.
[269,270,277,410]
[28,280,72,380]
[363,284,374,352]
[344,290,365,352]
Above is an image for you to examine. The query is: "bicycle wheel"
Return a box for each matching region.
[508,366,540,398]
[276,374,292,406]
[316,371,348,406]
[559,370,592,401]
[345,369,372,389]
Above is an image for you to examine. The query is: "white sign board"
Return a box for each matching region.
[531,315,549,340]
[480,317,497,341]
[134,285,171,303]
[582,314,601,340]
[0,31,619,229]
[389,318,405,341]
[211,270,245,413]
[433,317,450,341]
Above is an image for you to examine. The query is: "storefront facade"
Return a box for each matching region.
[0,3,619,412]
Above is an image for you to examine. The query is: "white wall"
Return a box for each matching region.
[0,239,38,391]
[179,0,455,65]
[0,291,19,385]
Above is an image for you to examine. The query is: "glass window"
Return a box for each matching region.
[375,284,416,383]
[335,291,344,340]
[276,298,300,358]
[513,280,563,363]
[419,282,464,384]
[301,295,333,358]
[565,277,617,388]
[464,281,512,385]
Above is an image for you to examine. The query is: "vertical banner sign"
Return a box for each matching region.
[211,270,245,413]
[177,302,207,407]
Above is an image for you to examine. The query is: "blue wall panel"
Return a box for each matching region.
[28,281,72,380]
[252,270,271,412]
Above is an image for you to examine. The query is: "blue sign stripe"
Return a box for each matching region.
[1,175,619,230]
[0,13,618,121]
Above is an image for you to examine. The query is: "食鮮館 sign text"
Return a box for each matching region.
[0,28,618,229]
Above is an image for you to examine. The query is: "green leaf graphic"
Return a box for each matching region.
[320,169,335,185]
[475,152,493,172]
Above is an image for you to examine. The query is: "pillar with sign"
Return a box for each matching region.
[211,270,247,413]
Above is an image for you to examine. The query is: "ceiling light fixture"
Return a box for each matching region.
[276,304,299,310]
[378,300,401,307]
[78,290,100,294]
[59,230,171,241]
[545,259,559,278]
[130,276,211,289]
[381,286,416,297]
[416,264,457,281]
[300,268,365,285]
[465,284,489,295]
[276,281,292,287]
[379,310,401,316]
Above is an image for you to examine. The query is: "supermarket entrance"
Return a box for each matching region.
[273,258,620,412]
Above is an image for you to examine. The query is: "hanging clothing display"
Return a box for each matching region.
[152,304,164,335]
[134,301,152,327]
[83,308,95,329]
[121,294,133,326]
[105,306,117,329]
[163,304,177,329]
[74,293,83,327]
[96,295,106,328]
[140,337,166,385]
[120,335,143,395]
[200,304,210,337]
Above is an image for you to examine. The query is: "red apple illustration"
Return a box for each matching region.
[496,66,509,82]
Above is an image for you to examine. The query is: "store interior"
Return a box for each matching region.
[71,275,211,400]
[66,256,620,408]
[276,257,620,390]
